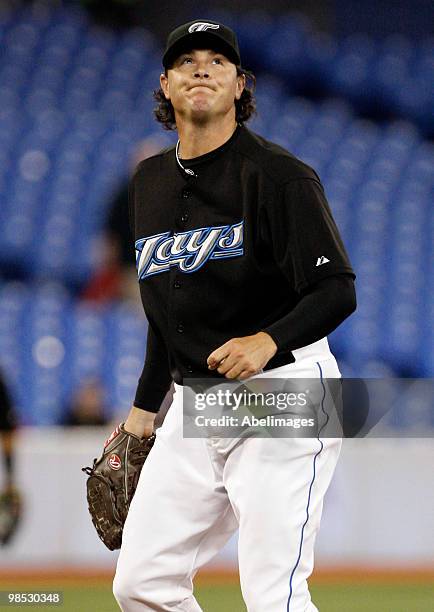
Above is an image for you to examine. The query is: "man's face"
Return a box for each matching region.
[160,49,245,124]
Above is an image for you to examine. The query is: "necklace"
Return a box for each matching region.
[175,140,196,177]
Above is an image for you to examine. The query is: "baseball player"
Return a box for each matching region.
[113,19,356,612]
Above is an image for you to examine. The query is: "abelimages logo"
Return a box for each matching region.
[194,414,315,429]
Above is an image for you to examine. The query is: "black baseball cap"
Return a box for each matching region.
[162,19,241,69]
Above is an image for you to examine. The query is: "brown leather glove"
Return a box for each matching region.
[82,424,155,550]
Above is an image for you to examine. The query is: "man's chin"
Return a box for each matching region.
[190,99,212,112]
[188,106,213,123]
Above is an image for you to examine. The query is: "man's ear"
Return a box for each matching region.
[160,73,170,100]
[235,72,246,101]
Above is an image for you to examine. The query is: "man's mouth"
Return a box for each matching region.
[189,84,214,91]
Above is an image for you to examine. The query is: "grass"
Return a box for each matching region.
[0,578,432,611]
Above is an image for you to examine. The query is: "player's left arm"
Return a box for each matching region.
[208,177,357,380]
[207,274,356,380]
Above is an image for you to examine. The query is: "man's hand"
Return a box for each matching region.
[124,406,156,438]
[207,332,278,380]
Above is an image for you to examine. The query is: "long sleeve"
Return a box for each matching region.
[263,178,355,293]
[261,177,356,352]
[128,166,172,412]
[133,321,172,413]
[263,273,356,353]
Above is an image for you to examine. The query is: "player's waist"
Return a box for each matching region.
[291,337,332,362]
[262,337,333,373]
[172,337,334,387]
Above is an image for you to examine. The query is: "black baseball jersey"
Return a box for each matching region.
[130,124,355,412]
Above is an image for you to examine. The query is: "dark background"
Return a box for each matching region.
[15,0,434,39]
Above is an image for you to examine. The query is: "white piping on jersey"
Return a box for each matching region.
[175,140,197,177]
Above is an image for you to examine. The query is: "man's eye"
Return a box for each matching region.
[182,57,193,64]
[213,58,223,64]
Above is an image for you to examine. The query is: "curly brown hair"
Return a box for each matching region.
[153,67,256,131]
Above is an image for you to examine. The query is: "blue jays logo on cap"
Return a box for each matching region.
[162,19,241,68]
[188,22,220,33]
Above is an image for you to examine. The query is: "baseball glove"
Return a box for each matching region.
[0,486,22,546]
[82,424,155,551]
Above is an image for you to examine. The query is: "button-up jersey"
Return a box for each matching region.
[129,125,355,412]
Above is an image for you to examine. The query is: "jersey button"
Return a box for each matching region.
[180,212,189,222]
[181,189,192,199]
[173,279,181,289]
[176,323,184,333]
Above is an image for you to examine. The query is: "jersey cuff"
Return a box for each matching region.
[133,385,170,414]
[261,326,285,353]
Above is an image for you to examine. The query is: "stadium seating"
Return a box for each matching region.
[234,11,434,136]
[0,281,147,424]
[0,4,432,423]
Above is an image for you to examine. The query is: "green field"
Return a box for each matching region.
[0,582,433,611]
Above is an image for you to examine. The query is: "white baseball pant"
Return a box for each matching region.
[113,338,342,611]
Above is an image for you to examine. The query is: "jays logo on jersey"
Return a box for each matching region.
[135,221,244,280]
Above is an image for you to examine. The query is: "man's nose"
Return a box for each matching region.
[193,68,210,78]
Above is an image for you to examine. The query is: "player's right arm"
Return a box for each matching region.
[124,321,172,438]
[125,165,172,437]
